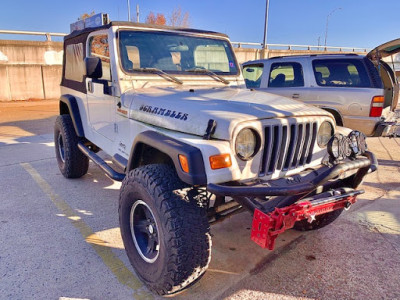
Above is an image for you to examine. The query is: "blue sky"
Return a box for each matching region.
[0,0,399,48]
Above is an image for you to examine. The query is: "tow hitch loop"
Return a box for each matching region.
[250,195,358,250]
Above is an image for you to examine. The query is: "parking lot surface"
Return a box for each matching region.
[0,100,399,300]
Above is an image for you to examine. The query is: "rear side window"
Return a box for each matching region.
[268,62,304,88]
[243,64,264,88]
[313,59,371,88]
[65,43,85,82]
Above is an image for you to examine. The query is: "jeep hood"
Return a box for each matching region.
[122,87,332,140]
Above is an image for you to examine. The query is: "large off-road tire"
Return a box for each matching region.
[119,164,211,295]
[54,115,89,178]
[293,209,343,231]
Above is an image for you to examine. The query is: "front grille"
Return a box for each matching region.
[260,121,317,176]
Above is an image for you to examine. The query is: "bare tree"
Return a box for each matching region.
[145,12,167,25]
[169,6,190,27]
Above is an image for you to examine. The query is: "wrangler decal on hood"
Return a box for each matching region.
[139,105,189,121]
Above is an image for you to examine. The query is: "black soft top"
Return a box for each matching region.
[65,21,228,41]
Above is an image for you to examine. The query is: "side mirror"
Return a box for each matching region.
[85,57,102,79]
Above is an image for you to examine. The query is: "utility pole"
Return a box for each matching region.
[127,0,131,21]
[262,0,270,49]
[324,8,341,47]
[136,4,140,22]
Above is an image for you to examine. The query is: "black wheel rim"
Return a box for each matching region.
[57,133,65,163]
[130,200,160,263]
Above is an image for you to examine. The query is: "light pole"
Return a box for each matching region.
[262,0,270,49]
[127,0,131,21]
[324,7,341,47]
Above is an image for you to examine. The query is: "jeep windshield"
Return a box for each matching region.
[118,30,239,78]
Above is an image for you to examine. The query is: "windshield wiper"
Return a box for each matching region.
[132,67,183,85]
[186,67,230,85]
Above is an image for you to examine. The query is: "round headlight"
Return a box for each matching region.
[235,128,259,160]
[348,131,367,156]
[317,121,334,148]
[328,134,351,160]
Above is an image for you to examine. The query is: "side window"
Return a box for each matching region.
[268,62,304,88]
[65,43,85,82]
[312,59,371,88]
[243,64,264,88]
[89,34,111,81]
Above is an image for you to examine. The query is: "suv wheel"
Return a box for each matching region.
[54,115,89,178]
[119,164,211,295]
[293,209,343,231]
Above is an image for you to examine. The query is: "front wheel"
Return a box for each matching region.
[119,164,211,295]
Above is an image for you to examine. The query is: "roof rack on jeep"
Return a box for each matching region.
[67,18,228,40]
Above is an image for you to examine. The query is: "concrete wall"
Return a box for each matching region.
[0,40,63,101]
[0,39,367,101]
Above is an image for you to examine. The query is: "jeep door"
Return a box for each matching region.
[86,32,116,142]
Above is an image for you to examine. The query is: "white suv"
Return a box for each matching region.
[55,15,376,295]
[243,40,400,137]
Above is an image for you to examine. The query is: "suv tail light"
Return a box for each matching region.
[369,96,384,117]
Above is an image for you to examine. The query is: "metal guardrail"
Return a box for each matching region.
[0,29,369,52]
[231,41,369,53]
[0,30,67,41]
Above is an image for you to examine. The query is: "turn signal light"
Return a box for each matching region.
[178,155,189,173]
[209,154,232,170]
[369,96,384,117]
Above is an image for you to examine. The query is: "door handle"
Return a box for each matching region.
[292,93,300,99]
[87,81,93,93]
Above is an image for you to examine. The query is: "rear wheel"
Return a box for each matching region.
[119,164,211,295]
[293,209,343,231]
[54,115,89,178]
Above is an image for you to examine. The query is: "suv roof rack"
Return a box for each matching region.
[269,53,360,60]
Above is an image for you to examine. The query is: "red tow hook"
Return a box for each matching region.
[250,195,358,250]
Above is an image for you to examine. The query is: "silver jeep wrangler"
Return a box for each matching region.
[55,15,377,295]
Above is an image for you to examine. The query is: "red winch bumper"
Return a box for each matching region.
[250,194,359,250]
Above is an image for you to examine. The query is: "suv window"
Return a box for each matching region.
[268,62,304,88]
[312,59,371,88]
[89,34,111,81]
[243,64,264,88]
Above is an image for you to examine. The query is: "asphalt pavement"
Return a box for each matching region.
[0,100,399,300]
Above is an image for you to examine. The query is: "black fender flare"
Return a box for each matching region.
[59,94,85,137]
[128,131,207,186]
